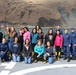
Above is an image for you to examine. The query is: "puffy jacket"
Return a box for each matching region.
[54,35,63,47]
[34,44,44,55]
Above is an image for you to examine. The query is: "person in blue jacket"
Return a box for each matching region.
[43,41,53,64]
[0,38,8,62]
[12,37,21,62]
[34,39,44,63]
[69,28,76,60]
[63,29,71,62]
[54,25,63,34]
[31,28,39,57]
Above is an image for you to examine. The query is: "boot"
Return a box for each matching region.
[67,57,70,62]
[57,52,61,60]
[43,57,47,64]
[55,52,57,60]
[63,55,67,60]
[72,56,75,60]
[32,52,34,56]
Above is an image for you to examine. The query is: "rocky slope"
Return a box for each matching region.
[0,0,76,26]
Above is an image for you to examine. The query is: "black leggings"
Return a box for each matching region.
[55,46,61,52]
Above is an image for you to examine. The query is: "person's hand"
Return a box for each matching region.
[60,46,62,48]
[15,54,18,56]
[54,45,55,48]
[69,44,71,47]
[37,52,40,58]
[47,53,50,56]
[1,51,4,53]
[74,44,76,46]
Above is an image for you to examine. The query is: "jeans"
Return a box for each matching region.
[44,53,53,64]
[24,56,32,64]
[12,54,20,62]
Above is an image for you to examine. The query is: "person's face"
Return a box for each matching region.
[64,30,68,34]
[57,25,60,30]
[38,29,42,33]
[57,31,60,35]
[2,38,6,43]
[33,29,36,33]
[49,30,52,34]
[37,26,39,30]
[38,41,41,46]
[25,39,29,44]
[71,29,75,32]
[21,28,24,33]
[47,42,50,47]
[11,27,15,32]
[6,27,10,32]
[14,37,18,42]
[24,28,27,32]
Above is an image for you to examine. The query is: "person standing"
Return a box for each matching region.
[23,27,30,42]
[63,29,70,62]
[45,28,55,46]
[69,28,76,60]
[54,30,63,60]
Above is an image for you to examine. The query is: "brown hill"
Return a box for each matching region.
[0,0,76,26]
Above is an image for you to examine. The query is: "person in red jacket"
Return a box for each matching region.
[54,30,63,60]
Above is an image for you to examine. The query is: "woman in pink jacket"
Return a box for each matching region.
[23,27,30,42]
[54,30,63,60]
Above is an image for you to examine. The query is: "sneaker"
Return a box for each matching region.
[43,61,47,64]
[57,57,60,61]
[44,57,46,60]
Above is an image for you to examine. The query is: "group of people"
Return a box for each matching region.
[0,25,76,64]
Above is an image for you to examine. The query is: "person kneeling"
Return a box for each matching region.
[12,37,21,62]
[43,41,53,64]
[0,38,9,62]
[34,40,44,63]
[23,38,32,64]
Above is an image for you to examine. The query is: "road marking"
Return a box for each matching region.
[1,61,16,69]
[5,61,16,69]
[0,70,10,75]
[9,64,76,75]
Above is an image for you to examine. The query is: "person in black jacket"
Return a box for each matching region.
[19,28,24,52]
[45,28,55,46]
[0,38,8,62]
[23,38,32,64]
[12,37,21,62]
[0,31,3,43]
